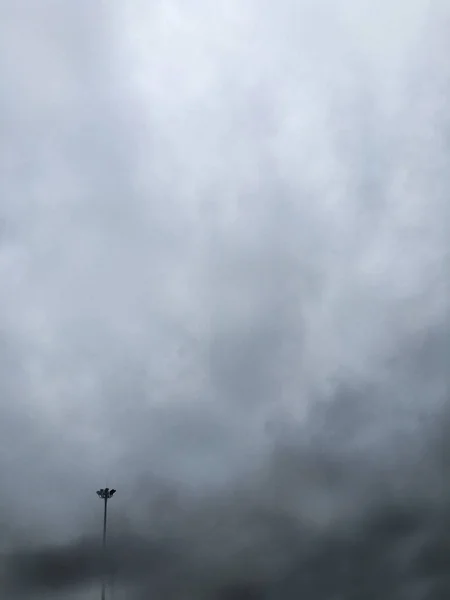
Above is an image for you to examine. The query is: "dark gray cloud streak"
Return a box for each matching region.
[0,0,450,598]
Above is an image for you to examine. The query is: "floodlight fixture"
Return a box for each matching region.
[96,488,116,500]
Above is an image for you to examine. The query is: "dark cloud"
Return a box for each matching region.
[3,436,450,599]
[0,0,449,598]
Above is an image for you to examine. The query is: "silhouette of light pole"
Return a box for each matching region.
[96,488,116,600]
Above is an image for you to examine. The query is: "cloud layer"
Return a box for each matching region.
[0,0,450,598]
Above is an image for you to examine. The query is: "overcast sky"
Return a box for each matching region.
[1,0,450,598]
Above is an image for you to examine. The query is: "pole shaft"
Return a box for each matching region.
[103,496,108,549]
[101,496,108,600]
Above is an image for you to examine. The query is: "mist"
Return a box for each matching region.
[0,0,450,598]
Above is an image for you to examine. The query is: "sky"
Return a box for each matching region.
[1,0,450,598]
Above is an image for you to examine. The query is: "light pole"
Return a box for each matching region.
[96,488,116,600]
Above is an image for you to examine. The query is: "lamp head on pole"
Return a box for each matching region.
[96,488,117,499]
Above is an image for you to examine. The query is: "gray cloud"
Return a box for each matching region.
[0,0,450,598]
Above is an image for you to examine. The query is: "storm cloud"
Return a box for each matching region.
[1,0,450,598]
